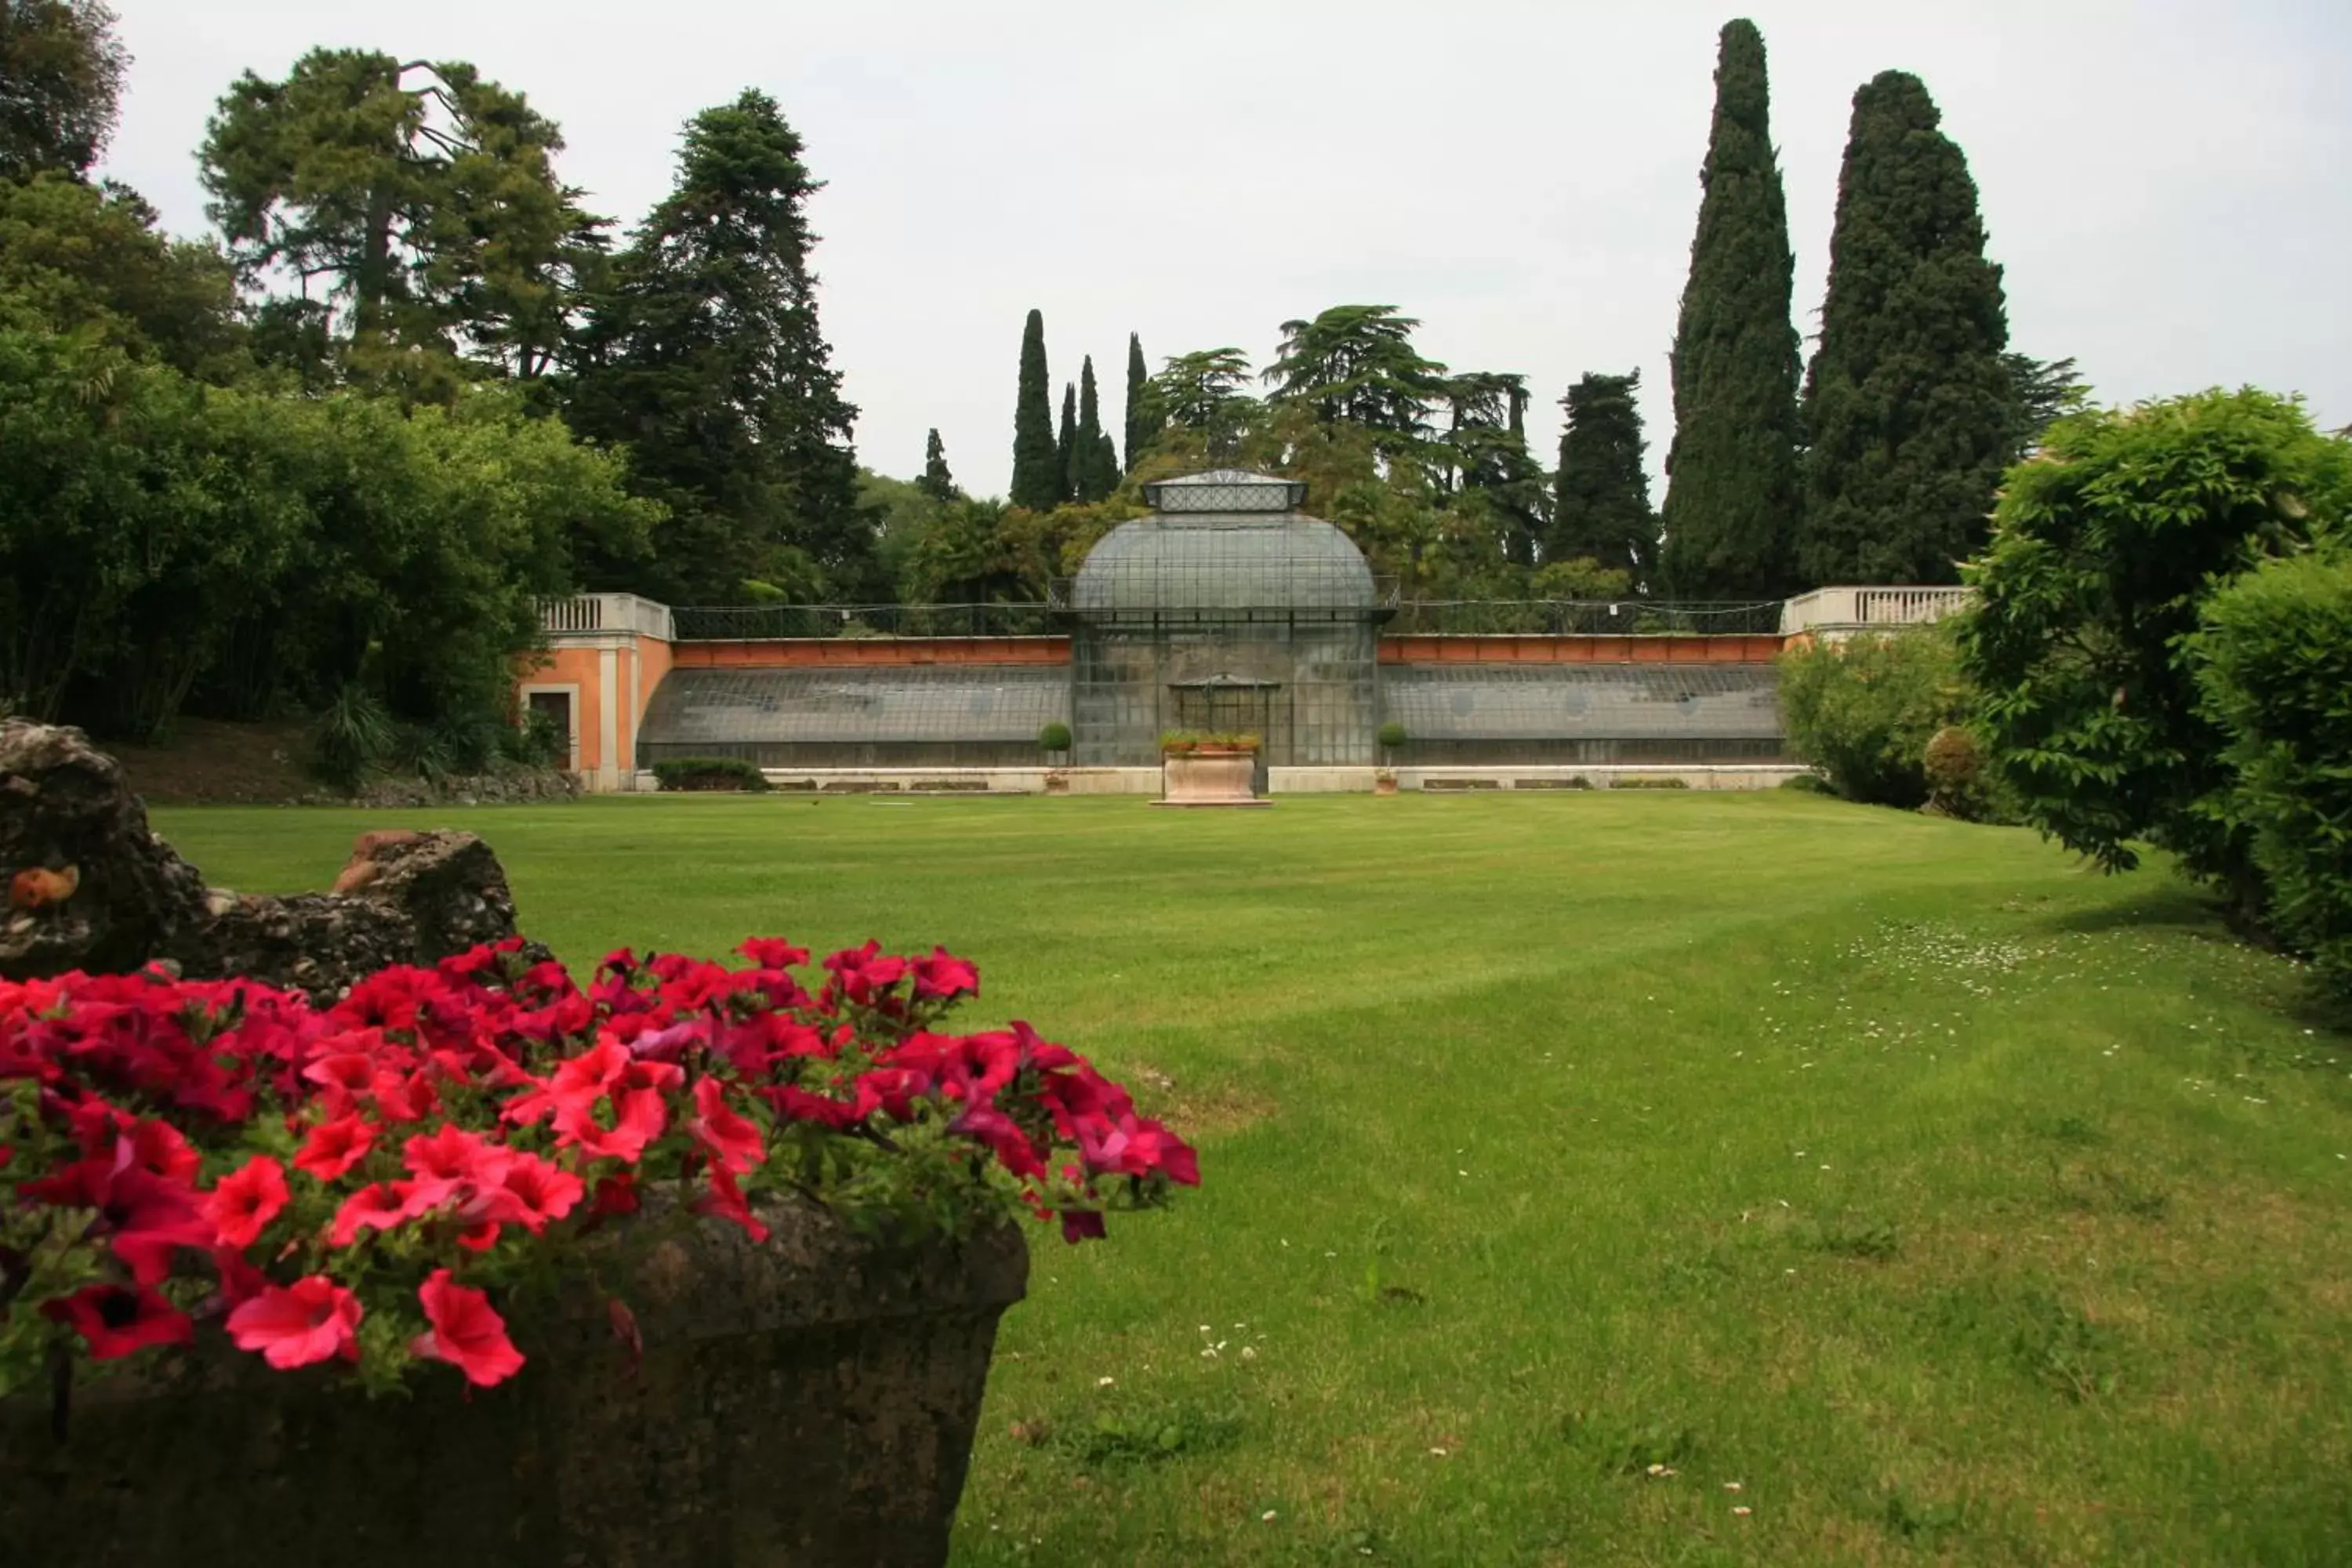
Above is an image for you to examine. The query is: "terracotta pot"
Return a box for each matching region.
[2,1200,1029,1568]
[1374,775,1399,796]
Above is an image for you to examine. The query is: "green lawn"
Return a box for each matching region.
[154,793,2352,1566]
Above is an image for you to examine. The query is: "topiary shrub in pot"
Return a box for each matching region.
[0,935,1197,1566]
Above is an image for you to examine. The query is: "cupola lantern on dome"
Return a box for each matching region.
[1138,469,1306,514]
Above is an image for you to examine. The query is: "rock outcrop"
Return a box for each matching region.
[2,719,545,997]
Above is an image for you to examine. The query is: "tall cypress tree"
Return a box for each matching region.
[1799,71,2012,586]
[919,427,957,502]
[1054,382,1079,504]
[1552,371,1657,580]
[568,89,869,601]
[1072,354,1119,501]
[1123,331,1156,472]
[1658,19,1801,600]
[1009,308,1059,510]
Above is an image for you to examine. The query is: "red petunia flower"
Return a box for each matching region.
[736,937,810,971]
[759,1083,862,1131]
[588,1171,641,1218]
[294,1112,376,1181]
[212,1244,270,1307]
[328,1182,410,1247]
[491,1152,584,1234]
[410,1269,524,1387]
[911,946,981,1001]
[205,1156,290,1248]
[949,1105,1047,1179]
[25,1151,217,1285]
[691,1162,771,1243]
[688,1077,765,1175]
[301,1048,379,1108]
[42,1283,194,1359]
[226,1275,363,1369]
[539,1036,678,1163]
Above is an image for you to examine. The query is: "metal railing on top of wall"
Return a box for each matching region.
[668,604,1062,641]
[1389,601,1788,636]
[543,591,1954,644]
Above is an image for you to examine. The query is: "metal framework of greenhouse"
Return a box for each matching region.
[535,470,1973,791]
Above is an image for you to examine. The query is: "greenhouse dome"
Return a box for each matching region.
[1062,472,1387,768]
[1068,471,1379,619]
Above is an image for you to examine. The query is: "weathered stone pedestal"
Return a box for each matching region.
[1,718,546,995]
[1154,750,1269,808]
[0,1203,1029,1568]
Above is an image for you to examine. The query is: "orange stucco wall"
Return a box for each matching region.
[521,633,677,785]
[528,645,605,775]
[670,636,1073,670]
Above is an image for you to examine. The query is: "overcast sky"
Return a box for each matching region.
[100,0,2352,500]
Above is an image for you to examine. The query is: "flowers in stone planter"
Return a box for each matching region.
[0,936,1195,1398]
[1159,730,1262,755]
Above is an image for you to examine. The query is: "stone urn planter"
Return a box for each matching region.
[1157,746,1268,808]
[1,1199,1029,1568]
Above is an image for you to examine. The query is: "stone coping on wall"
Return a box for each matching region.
[620,765,1810,796]
[1397,764,1810,792]
[641,633,1791,671]
[628,768,1160,796]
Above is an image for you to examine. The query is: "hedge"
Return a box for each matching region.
[651,757,771,793]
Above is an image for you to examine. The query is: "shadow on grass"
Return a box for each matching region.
[2037,880,2224,938]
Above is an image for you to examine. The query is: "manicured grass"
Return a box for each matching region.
[154,793,2352,1566]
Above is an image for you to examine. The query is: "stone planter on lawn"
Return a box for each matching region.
[2,1200,1029,1568]
[1156,749,1268,808]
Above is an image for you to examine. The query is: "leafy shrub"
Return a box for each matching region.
[1777,625,1968,807]
[1376,720,1407,751]
[652,757,771,793]
[1037,721,1071,753]
[310,683,394,793]
[1961,389,2351,914]
[1920,724,2017,822]
[2194,550,2352,999]
[501,707,568,770]
[1779,771,1837,795]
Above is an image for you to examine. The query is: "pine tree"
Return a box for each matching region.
[1798,71,2012,586]
[567,89,869,601]
[1071,354,1119,501]
[1009,309,1058,510]
[1054,382,1079,503]
[1,0,131,179]
[920,427,957,502]
[1552,372,1657,581]
[201,49,603,385]
[1658,19,1801,600]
